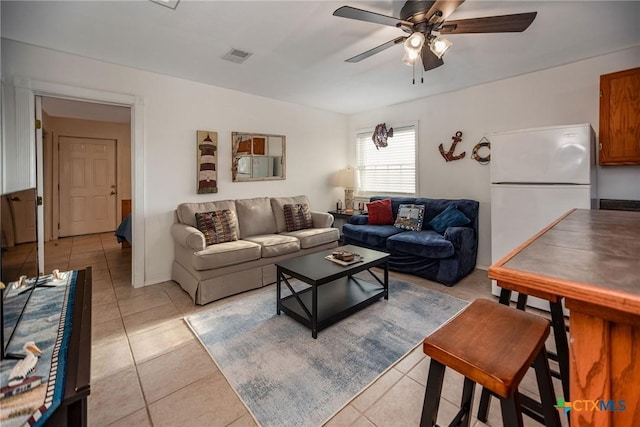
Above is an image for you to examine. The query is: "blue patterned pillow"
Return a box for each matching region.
[429,204,470,234]
[394,204,425,231]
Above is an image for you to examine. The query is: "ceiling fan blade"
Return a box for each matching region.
[423,0,465,24]
[438,12,537,34]
[346,37,407,63]
[333,6,412,28]
[421,49,444,71]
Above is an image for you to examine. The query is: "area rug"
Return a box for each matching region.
[185,277,468,427]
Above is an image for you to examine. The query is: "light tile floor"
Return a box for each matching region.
[44,233,569,427]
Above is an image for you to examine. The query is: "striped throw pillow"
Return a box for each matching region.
[195,209,238,245]
[283,204,313,232]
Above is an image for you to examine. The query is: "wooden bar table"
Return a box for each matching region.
[488,208,640,426]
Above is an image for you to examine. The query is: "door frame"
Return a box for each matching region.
[17,78,145,287]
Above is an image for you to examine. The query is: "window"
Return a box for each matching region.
[355,124,416,196]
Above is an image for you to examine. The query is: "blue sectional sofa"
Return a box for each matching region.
[342,196,479,286]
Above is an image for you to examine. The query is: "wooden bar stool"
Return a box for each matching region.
[477,287,571,425]
[420,299,561,427]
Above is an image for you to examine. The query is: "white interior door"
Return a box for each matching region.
[59,137,117,237]
[7,188,37,244]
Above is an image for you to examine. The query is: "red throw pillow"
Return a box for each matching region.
[367,199,393,225]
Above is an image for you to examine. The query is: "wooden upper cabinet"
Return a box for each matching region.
[599,67,640,165]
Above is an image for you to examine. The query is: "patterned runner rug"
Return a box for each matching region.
[0,271,77,427]
[185,277,467,427]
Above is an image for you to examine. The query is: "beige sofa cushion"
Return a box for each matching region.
[177,200,237,228]
[243,234,300,258]
[271,195,311,233]
[192,240,261,270]
[235,197,277,239]
[283,228,340,249]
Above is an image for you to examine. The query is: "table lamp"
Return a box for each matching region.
[336,168,360,214]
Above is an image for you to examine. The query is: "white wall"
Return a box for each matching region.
[348,46,640,268]
[3,37,638,282]
[2,39,348,285]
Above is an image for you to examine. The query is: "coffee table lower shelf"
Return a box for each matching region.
[279,276,385,337]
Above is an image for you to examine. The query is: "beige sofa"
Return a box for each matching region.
[171,195,339,305]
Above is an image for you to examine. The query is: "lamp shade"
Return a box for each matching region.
[335,168,360,188]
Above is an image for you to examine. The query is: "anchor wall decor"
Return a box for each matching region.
[438,131,466,162]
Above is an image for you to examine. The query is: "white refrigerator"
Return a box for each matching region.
[490,123,597,311]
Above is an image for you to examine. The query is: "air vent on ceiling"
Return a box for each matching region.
[222,49,253,64]
[149,0,179,10]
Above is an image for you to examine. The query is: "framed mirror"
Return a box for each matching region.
[232,132,286,181]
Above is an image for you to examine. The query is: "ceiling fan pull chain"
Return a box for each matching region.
[412,62,416,85]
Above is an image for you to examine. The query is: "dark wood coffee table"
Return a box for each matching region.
[276,245,389,338]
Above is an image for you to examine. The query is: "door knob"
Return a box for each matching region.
[110,191,116,195]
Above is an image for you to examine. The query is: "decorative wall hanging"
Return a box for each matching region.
[232,132,286,182]
[438,131,466,162]
[472,137,491,165]
[372,123,393,150]
[197,130,218,194]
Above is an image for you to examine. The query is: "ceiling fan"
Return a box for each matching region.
[333,0,537,72]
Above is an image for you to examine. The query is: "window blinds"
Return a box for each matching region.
[356,125,416,195]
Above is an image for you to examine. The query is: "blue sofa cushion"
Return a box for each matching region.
[429,204,471,234]
[386,231,455,259]
[348,214,369,225]
[342,223,404,248]
[415,198,478,231]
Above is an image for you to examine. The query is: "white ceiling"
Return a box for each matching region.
[2,1,639,115]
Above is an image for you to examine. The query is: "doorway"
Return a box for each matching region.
[40,96,132,268]
[16,79,144,286]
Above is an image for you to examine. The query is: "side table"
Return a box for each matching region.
[328,210,362,219]
[328,210,364,243]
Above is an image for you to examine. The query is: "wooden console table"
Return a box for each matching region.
[489,209,640,426]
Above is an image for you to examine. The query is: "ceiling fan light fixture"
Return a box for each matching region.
[402,52,418,66]
[403,32,425,56]
[430,36,452,59]
[334,3,537,73]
